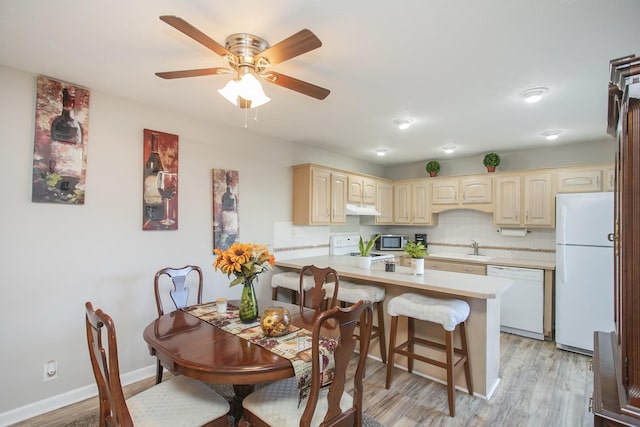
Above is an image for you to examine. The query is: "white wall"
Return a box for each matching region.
[0,64,366,419]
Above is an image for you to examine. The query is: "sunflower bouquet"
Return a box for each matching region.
[213,242,276,287]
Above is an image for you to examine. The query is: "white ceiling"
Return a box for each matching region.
[1,0,639,166]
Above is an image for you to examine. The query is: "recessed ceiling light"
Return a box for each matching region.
[520,87,548,103]
[393,119,413,130]
[375,149,388,156]
[541,130,562,140]
[441,145,456,154]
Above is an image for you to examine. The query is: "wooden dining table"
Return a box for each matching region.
[142,298,322,422]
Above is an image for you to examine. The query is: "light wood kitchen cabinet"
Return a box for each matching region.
[495,173,554,227]
[431,176,493,213]
[604,167,615,191]
[347,174,376,205]
[398,256,486,275]
[424,259,486,275]
[292,164,346,225]
[393,180,435,225]
[556,169,603,192]
[375,180,393,224]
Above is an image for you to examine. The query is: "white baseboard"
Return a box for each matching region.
[0,365,156,427]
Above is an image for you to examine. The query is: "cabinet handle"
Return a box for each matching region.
[589,397,593,413]
[595,176,600,188]
[589,359,593,371]
[525,210,529,221]
[607,233,616,242]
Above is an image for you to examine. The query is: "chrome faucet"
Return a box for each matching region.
[470,239,479,255]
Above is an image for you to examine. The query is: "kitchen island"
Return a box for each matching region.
[275,255,513,399]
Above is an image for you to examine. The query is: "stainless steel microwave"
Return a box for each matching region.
[375,234,408,251]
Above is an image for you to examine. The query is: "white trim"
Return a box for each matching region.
[0,365,156,426]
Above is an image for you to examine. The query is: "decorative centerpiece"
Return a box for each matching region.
[404,240,428,275]
[483,152,501,172]
[425,160,441,177]
[260,306,292,337]
[356,234,380,269]
[213,242,275,323]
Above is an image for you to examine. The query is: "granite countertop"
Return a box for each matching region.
[275,255,513,300]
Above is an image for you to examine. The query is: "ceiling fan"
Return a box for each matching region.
[155,16,330,108]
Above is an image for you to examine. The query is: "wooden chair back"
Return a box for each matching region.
[85,301,134,426]
[299,265,339,314]
[154,265,203,316]
[301,300,374,427]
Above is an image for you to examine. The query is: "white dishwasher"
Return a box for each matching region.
[487,265,544,340]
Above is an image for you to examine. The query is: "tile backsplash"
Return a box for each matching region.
[273,210,556,262]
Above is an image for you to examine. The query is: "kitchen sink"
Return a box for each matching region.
[428,252,494,261]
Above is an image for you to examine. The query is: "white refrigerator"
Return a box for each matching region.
[555,192,615,355]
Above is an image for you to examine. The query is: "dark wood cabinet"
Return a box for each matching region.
[593,55,640,426]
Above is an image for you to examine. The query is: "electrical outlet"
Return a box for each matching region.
[43,360,58,382]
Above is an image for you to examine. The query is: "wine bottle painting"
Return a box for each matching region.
[31,76,90,204]
[143,129,179,230]
[212,169,239,250]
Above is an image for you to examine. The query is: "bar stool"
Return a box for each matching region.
[270,271,315,304]
[385,293,472,417]
[323,280,387,363]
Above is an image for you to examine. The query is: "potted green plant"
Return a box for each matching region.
[483,152,500,172]
[425,160,441,177]
[356,235,380,269]
[404,241,428,275]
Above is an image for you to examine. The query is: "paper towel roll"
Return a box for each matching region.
[500,228,527,237]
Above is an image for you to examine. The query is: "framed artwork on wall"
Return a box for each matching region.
[143,129,179,230]
[212,169,239,250]
[31,76,90,204]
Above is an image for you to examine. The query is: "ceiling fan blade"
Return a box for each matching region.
[159,15,233,58]
[264,71,330,100]
[256,29,322,65]
[155,68,229,79]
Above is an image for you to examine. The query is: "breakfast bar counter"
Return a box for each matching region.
[275,255,513,399]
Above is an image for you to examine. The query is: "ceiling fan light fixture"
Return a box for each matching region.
[217,73,271,108]
[520,87,548,103]
[394,119,413,130]
[376,149,388,156]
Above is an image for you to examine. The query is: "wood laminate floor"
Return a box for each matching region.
[11,333,593,427]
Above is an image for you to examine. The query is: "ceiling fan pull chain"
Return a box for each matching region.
[244,106,248,129]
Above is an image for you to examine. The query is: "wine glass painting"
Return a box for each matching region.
[143,129,179,230]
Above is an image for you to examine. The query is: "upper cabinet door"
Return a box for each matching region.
[375,181,393,224]
[412,180,433,224]
[495,176,521,225]
[431,179,458,205]
[393,183,411,224]
[461,176,492,204]
[362,177,376,204]
[311,169,331,224]
[331,172,347,223]
[557,169,603,193]
[524,173,554,227]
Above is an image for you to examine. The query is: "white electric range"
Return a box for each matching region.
[329,234,395,262]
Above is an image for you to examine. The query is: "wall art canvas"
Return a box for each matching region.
[32,76,90,204]
[212,169,239,250]
[143,129,179,230]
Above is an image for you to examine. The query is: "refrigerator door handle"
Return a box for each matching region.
[560,205,567,244]
[558,244,567,285]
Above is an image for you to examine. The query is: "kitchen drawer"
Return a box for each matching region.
[424,259,486,275]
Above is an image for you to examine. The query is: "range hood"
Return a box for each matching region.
[345,204,381,216]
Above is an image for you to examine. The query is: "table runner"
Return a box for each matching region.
[182,302,335,402]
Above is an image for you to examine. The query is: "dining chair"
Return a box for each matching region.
[153,264,203,383]
[299,264,340,314]
[85,301,229,427]
[241,300,374,427]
